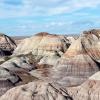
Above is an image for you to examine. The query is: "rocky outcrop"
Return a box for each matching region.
[0,33,17,56]
[0,81,73,100]
[13,32,70,65]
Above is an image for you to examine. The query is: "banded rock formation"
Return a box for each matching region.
[13,32,71,65]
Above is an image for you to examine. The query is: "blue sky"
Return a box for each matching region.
[0,0,100,36]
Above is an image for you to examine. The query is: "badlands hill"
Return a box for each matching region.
[13,32,72,65]
[0,30,100,100]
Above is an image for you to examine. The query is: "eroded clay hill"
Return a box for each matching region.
[0,33,17,56]
[13,32,71,65]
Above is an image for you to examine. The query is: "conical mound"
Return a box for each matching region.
[50,30,100,86]
[0,34,17,56]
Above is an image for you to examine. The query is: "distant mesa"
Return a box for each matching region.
[35,32,57,36]
[35,32,50,36]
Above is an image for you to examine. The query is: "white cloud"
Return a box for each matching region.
[0,0,100,18]
[45,21,66,28]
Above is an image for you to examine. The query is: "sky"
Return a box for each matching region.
[0,0,100,36]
